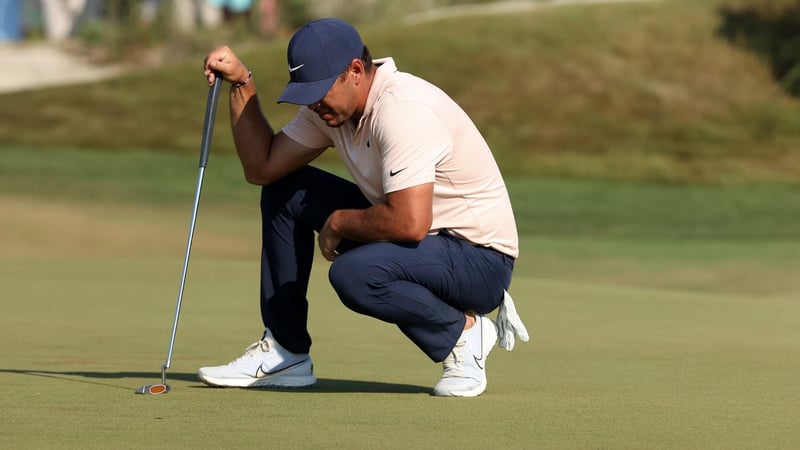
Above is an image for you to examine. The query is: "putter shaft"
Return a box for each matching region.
[163,166,206,373]
[139,75,223,394]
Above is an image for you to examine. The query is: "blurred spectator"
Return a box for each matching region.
[0,0,22,41]
[5,0,277,43]
[258,0,278,37]
[140,0,160,23]
[209,0,253,23]
[141,1,221,31]
[170,0,223,32]
[40,0,86,41]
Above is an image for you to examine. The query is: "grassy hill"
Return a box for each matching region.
[1,0,799,184]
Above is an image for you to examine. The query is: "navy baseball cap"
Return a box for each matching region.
[278,18,364,105]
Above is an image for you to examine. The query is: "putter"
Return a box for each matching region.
[136,74,224,395]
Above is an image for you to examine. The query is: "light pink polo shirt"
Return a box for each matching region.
[281,58,518,258]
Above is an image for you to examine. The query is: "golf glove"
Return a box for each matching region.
[496,290,529,351]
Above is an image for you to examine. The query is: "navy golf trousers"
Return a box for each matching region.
[259,165,514,362]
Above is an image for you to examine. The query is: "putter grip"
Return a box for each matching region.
[199,74,224,168]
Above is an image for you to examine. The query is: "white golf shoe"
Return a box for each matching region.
[197,328,316,388]
[433,315,498,397]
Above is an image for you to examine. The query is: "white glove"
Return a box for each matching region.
[496,290,529,351]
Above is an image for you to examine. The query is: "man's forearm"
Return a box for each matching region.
[328,204,431,244]
[327,182,435,245]
[229,81,274,184]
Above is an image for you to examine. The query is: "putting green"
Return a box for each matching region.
[1,253,797,449]
[1,160,797,448]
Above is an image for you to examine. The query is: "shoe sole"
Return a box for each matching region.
[198,359,317,388]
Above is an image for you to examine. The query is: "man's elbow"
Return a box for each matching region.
[396,218,432,242]
[243,173,264,185]
[243,168,275,186]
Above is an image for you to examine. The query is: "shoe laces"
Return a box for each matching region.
[441,340,466,378]
[228,339,272,366]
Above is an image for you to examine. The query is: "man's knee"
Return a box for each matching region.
[329,251,384,313]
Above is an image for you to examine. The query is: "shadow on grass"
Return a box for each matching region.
[1,369,430,394]
[263,378,430,395]
[0,369,196,391]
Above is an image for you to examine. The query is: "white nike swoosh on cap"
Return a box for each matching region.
[289,64,305,73]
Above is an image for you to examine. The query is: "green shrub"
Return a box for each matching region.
[718,0,800,96]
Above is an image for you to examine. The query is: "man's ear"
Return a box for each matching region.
[350,59,366,84]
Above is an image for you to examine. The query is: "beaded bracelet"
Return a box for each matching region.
[231,70,253,88]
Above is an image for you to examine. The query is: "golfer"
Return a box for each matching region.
[199,18,526,396]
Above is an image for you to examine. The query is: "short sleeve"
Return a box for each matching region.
[373,102,451,194]
[281,107,335,149]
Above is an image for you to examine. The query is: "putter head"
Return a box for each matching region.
[135,383,171,395]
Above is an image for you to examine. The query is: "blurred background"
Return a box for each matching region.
[0,3,799,446]
[0,0,799,284]
[1,0,800,181]
[0,0,797,298]
[0,1,516,45]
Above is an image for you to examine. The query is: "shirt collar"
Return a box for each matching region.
[356,57,397,133]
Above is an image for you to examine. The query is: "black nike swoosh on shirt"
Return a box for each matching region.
[389,167,408,177]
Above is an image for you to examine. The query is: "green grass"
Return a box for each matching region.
[1,257,798,449]
[3,147,799,239]
[1,147,798,448]
[2,146,798,299]
[0,146,258,207]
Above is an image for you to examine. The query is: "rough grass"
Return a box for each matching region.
[1,0,800,183]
